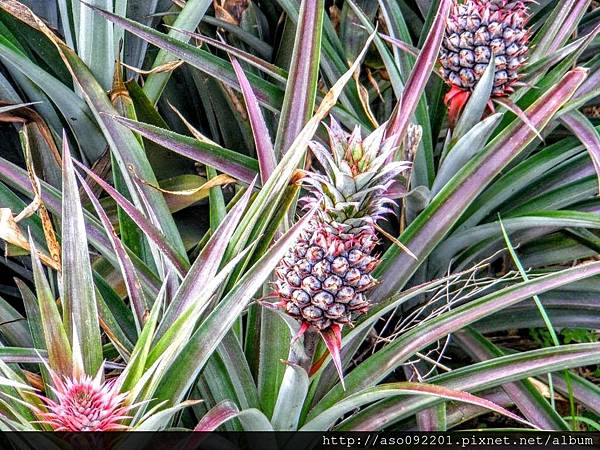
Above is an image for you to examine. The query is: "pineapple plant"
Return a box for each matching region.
[275,119,411,341]
[0,0,598,437]
[439,0,530,124]
[35,364,133,431]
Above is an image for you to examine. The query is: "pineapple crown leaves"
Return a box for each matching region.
[26,354,135,431]
[303,118,411,227]
[36,374,133,431]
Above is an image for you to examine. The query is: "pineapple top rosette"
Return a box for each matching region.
[274,119,410,350]
[439,0,530,124]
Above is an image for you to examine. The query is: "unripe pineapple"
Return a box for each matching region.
[275,119,411,339]
[439,0,530,124]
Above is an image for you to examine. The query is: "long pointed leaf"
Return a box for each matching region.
[141,0,212,103]
[384,0,451,146]
[193,401,239,432]
[273,0,323,158]
[74,160,189,277]
[0,157,161,297]
[530,0,591,62]
[454,328,569,431]
[87,5,283,110]
[559,110,600,194]
[61,138,102,375]
[157,180,255,336]
[171,28,285,82]
[111,117,259,184]
[28,236,72,377]
[301,382,533,431]
[230,58,276,183]
[77,172,148,332]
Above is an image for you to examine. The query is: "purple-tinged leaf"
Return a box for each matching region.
[385,180,409,199]
[273,0,324,158]
[61,137,103,375]
[379,33,419,58]
[77,172,148,333]
[231,57,276,184]
[320,324,345,390]
[28,235,72,377]
[301,382,534,431]
[494,97,544,143]
[430,389,511,431]
[431,211,600,274]
[167,27,286,82]
[548,372,600,417]
[416,404,446,431]
[454,328,569,431]
[568,40,600,109]
[193,401,239,432]
[373,68,588,301]
[476,301,600,333]
[525,23,600,80]
[384,0,451,146]
[0,348,93,366]
[157,180,256,337]
[146,243,256,369]
[548,3,590,54]
[559,110,600,194]
[111,116,259,185]
[531,0,591,61]
[74,160,189,278]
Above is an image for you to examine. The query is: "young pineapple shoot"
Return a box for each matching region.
[274,118,411,383]
[439,0,530,125]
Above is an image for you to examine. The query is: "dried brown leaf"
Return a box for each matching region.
[21,127,61,267]
[0,208,59,270]
[120,59,184,75]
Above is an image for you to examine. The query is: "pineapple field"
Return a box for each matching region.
[0,0,598,436]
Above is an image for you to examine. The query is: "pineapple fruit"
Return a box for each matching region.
[274,119,411,341]
[439,0,530,124]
